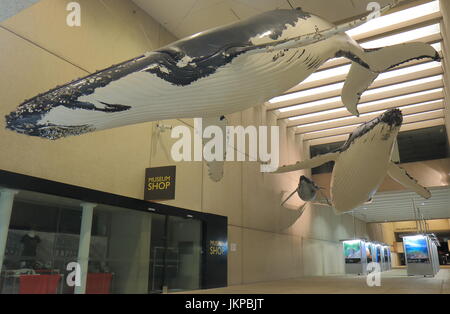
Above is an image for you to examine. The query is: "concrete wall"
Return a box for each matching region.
[0,0,368,287]
[0,0,176,199]
[131,105,369,284]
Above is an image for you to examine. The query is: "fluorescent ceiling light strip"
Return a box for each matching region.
[300,100,443,132]
[295,100,443,129]
[305,122,362,136]
[363,75,442,96]
[361,24,440,49]
[358,88,443,107]
[291,44,442,90]
[376,61,441,80]
[291,97,442,123]
[269,82,344,104]
[278,96,341,113]
[285,84,443,118]
[307,117,444,140]
[347,1,440,37]
[275,60,441,108]
[403,108,443,119]
[301,64,352,84]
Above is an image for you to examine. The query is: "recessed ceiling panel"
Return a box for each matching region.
[351,186,450,223]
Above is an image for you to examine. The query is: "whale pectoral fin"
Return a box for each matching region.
[281,189,300,207]
[273,152,339,174]
[387,162,432,199]
[362,43,440,73]
[342,62,378,116]
[391,138,400,164]
[202,115,228,182]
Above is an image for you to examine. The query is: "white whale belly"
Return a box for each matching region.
[331,138,393,213]
[37,40,336,130]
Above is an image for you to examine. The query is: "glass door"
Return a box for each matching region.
[148,215,202,293]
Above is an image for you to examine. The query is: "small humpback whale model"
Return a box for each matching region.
[280,175,331,217]
[274,109,432,214]
[6,1,440,140]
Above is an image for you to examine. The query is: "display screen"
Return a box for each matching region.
[343,240,361,264]
[376,246,381,263]
[404,236,429,263]
[370,245,377,262]
[366,243,372,263]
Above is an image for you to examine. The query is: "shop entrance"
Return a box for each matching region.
[0,193,204,294]
[148,215,202,293]
[0,170,227,294]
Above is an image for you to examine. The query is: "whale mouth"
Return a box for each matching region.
[380,108,403,127]
[5,112,95,140]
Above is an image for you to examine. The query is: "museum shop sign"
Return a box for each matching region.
[144,166,176,201]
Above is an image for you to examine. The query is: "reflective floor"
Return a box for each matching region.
[181,267,450,294]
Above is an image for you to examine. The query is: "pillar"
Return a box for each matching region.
[75,202,96,294]
[0,189,18,273]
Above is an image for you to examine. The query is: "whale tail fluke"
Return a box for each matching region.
[342,42,440,116]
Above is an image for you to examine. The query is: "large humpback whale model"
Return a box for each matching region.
[6,2,440,140]
[274,109,432,214]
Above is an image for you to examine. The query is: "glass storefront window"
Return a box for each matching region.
[1,190,82,294]
[0,188,205,294]
[91,205,152,294]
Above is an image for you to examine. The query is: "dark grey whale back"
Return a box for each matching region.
[145,9,312,86]
[158,8,312,59]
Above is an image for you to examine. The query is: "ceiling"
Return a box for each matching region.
[132,0,396,39]
[351,186,450,223]
[268,0,446,147]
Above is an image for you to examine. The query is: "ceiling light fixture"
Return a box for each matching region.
[286,85,443,119]
[347,1,440,37]
[273,60,442,109]
[361,24,441,49]
[297,99,443,128]
[362,75,442,96]
[294,100,443,127]
[376,61,441,81]
[269,82,344,104]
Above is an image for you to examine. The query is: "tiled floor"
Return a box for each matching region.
[183,268,450,294]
